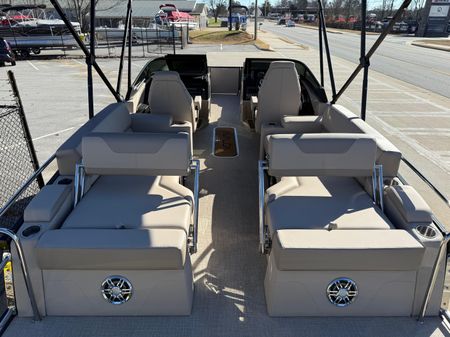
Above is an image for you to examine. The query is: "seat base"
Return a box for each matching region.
[264,254,417,317]
[41,256,193,317]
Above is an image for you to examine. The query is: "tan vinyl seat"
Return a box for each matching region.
[255,61,302,133]
[266,176,393,235]
[55,102,192,176]
[46,132,193,270]
[272,229,424,271]
[36,228,187,270]
[148,71,197,131]
[62,175,192,234]
[264,133,393,234]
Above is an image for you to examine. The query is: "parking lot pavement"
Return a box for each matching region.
[3,58,150,177]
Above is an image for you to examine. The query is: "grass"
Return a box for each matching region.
[189,29,270,50]
[208,18,222,28]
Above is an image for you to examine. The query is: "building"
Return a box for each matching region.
[190,2,207,28]
[1,0,201,28]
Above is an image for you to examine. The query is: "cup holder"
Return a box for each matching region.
[58,178,72,185]
[416,225,437,239]
[22,225,41,238]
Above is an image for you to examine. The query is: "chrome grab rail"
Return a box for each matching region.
[0,155,55,322]
[190,159,200,254]
[0,228,41,321]
[0,306,14,333]
[372,164,384,212]
[401,157,449,208]
[258,160,268,254]
[73,163,86,208]
[0,253,11,270]
[0,154,56,219]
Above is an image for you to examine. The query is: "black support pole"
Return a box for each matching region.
[318,8,324,87]
[117,0,132,94]
[317,0,336,99]
[228,0,232,31]
[360,0,369,121]
[331,0,412,104]
[49,0,122,103]
[127,5,133,91]
[254,0,258,40]
[87,0,95,119]
[172,25,176,54]
[8,71,45,188]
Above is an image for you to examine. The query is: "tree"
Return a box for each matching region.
[209,0,227,22]
[65,0,121,32]
[411,0,426,20]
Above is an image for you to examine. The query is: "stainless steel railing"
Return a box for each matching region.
[0,154,55,322]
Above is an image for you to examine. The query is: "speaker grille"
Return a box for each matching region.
[327,278,358,307]
[101,276,133,305]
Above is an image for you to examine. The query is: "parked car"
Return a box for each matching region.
[277,18,286,25]
[286,20,295,27]
[0,38,16,67]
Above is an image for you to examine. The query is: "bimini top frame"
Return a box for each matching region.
[50,0,414,122]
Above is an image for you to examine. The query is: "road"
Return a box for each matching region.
[261,22,450,98]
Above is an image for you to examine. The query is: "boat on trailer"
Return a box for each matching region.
[0,5,80,56]
[155,4,198,30]
[0,0,450,335]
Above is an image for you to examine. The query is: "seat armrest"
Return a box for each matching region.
[385,185,433,225]
[281,115,323,133]
[24,184,72,223]
[130,113,173,133]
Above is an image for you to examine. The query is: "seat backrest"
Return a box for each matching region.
[324,105,401,178]
[256,61,302,133]
[56,102,131,176]
[82,132,191,176]
[148,71,195,129]
[265,133,377,177]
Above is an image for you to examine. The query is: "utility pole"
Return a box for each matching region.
[254,0,258,39]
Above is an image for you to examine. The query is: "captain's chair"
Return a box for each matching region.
[254,61,302,133]
[148,71,200,132]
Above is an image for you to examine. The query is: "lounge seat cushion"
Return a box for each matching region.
[63,176,192,234]
[266,176,393,234]
[82,132,191,176]
[272,229,424,271]
[265,133,377,177]
[36,228,186,270]
[324,105,401,177]
[56,103,130,176]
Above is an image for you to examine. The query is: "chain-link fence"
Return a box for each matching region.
[0,72,42,230]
